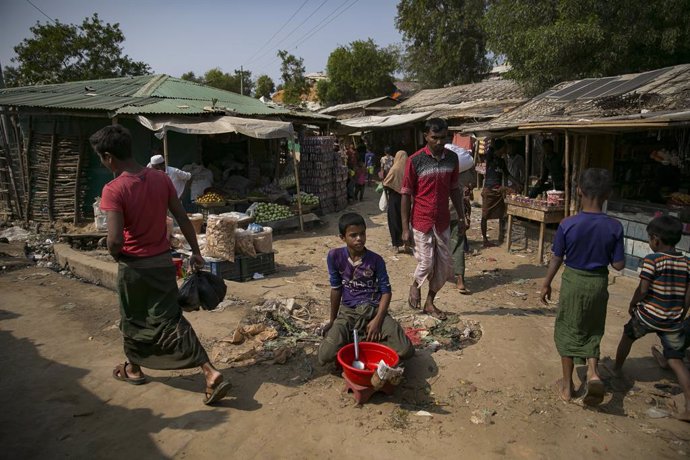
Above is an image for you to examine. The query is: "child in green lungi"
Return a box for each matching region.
[541,168,625,405]
[614,216,690,421]
[91,125,231,405]
[318,213,414,366]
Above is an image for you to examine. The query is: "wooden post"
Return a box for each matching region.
[23,116,32,223]
[564,131,570,217]
[524,134,530,195]
[47,120,58,222]
[74,132,84,224]
[163,131,169,166]
[291,143,304,231]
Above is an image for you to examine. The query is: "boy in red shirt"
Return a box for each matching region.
[92,124,230,405]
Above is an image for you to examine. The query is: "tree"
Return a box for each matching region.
[395,0,490,88]
[3,13,150,87]
[254,75,275,99]
[484,0,690,95]
[277,50,309,105]
[317,39,399,106]
[179,68,253,96]
[180,71,202,83]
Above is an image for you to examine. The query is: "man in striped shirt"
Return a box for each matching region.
[401,118,465,320]
[614,215,690,421]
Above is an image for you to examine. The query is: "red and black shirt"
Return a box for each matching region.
[401,146,459,233]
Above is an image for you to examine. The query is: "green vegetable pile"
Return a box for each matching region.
[291,192,320,206]
[254,203,294,223]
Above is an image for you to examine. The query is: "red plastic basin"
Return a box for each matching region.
[336,342,399,387]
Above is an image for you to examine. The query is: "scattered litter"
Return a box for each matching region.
[645,407,671,419]
[415,410,433,417]
[470,409,495,425]
[512,279,528,285]
[0,226,30,242]
[252,272,265,279]
[508,290,527,298]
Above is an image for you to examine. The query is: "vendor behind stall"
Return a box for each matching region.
[529,139,564,198]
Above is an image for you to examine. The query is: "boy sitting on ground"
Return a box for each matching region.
[614,215,690,421]
[318,212,414,367]
[541,168,625,406]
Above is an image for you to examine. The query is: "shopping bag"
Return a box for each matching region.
[178,270,227,311]
[379,191,388,212]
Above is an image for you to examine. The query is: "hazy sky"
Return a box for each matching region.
[1,0,404,83]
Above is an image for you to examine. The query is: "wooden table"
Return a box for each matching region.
[506,202,564,264]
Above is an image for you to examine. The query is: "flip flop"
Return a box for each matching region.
[112,362,147,385]
[457,287,472,295]
[422,307,448,321]
[582,379,605,406]
[203,380,232,405]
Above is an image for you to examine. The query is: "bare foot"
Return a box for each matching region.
[554,378,573,402]
[651,345,670,369]
[408,284,421,310]
[422,303,447,320]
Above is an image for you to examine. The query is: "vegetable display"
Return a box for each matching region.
[196,192,225,205]
[253,203,294,223]
[291,192,320,206]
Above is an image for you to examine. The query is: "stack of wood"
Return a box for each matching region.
[28,130,87,223]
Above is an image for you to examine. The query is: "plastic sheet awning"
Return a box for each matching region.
[337,111,434,130]
[136,115,295,139]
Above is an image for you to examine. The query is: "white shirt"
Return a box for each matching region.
[166,166,192,198]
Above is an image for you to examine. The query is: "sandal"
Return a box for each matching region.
[112,362,147,385]
[457,287,472,295]
[203,380,232,405]
[582,379,605,406]
[422,307,448,321]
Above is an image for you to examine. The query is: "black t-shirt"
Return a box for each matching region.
[484,147,507,188]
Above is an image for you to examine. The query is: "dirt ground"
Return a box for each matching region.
[1,190,689,459]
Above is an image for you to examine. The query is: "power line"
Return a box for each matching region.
[254,0,359,77]
[293,0,359,49]
[243,0,310,67]
[246,0,329,70]
[25,0,55,23]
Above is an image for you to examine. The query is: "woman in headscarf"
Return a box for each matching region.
[382,150,409,253]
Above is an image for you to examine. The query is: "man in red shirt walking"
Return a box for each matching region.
[401,118,466,319]
[92,124,231,405]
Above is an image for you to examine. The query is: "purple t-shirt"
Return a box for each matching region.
[327,247,392,308]
[552,212,624,270]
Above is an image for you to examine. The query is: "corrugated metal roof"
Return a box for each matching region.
[0,74,290,116]
[320,96,398,114]
[385,79,526,116]
[462,64,690,134]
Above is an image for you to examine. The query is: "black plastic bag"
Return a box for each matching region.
[178,270,227,312]
[178,274,201,312]
[197,270,227,311]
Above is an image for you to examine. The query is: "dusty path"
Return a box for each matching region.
[1,191,689,459]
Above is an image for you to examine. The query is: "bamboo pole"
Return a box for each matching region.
[163,131,169,166]
[74,132,84,224]
[291,142,304,232]
[564,131,571,217]
[23,117,32,223]
[47,120,57,222]
[524,134,530,195]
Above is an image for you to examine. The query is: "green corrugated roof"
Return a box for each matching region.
[0,74,289,116]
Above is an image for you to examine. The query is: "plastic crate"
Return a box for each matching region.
[205,252,276,282]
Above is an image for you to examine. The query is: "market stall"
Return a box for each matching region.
[505,193,565,264]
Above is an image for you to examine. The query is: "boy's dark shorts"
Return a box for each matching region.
[624,315,686,359]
